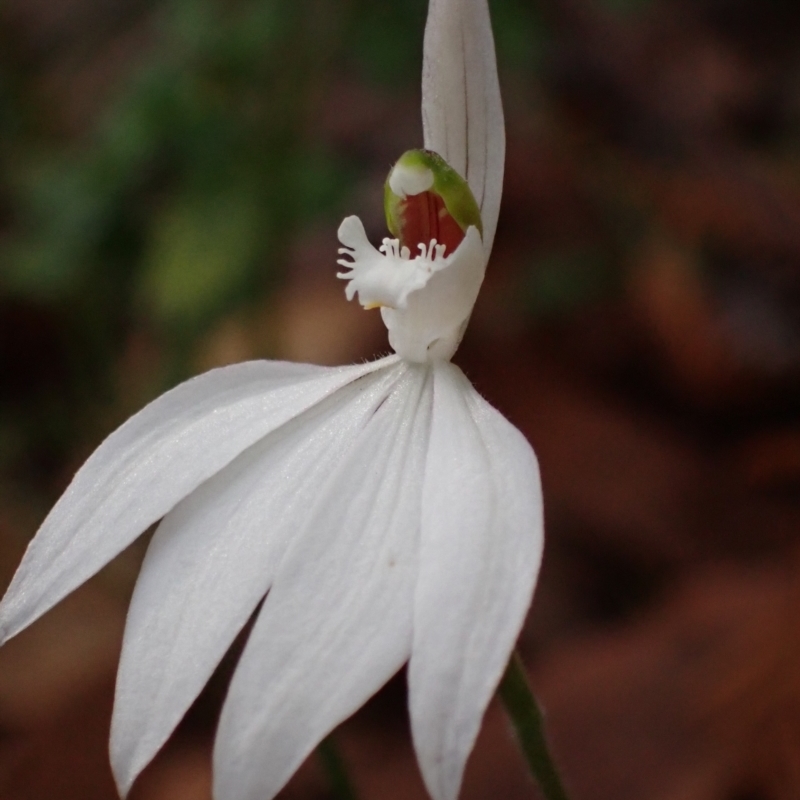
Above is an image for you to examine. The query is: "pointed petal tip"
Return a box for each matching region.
[0,594,26,647]
[0,607,10,644]
[110,728,151,800]
[114,775,134,800]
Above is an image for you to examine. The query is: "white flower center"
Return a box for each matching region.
[337,216,486,363]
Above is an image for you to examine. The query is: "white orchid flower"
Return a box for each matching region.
[0,0,543,799]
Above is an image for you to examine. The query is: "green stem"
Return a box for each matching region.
[317,734,360,800]
[498,651,571,800]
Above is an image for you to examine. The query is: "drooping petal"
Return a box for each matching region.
[0,356,397,645]
[409,362,543,800]
[110,363,407,796]
[213,365,433,800]
[422,0,505,257]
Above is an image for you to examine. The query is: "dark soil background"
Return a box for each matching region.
[1,0,799,798]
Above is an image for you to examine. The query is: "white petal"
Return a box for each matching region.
[110,363,407,796]
[422,0,505,257]
[213,365,433,800]
[0,356,397,645]
[409,362,543,800]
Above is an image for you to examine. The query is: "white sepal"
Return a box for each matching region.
[409,362,543,800]
[0,356,397,646]
[422,0,505,259]
[110,362,406,796]
[213,366,433,800]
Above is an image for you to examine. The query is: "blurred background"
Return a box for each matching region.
[1,0,800,797]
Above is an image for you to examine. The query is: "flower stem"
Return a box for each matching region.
[317,734,360,800]
[498,651,571,800]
